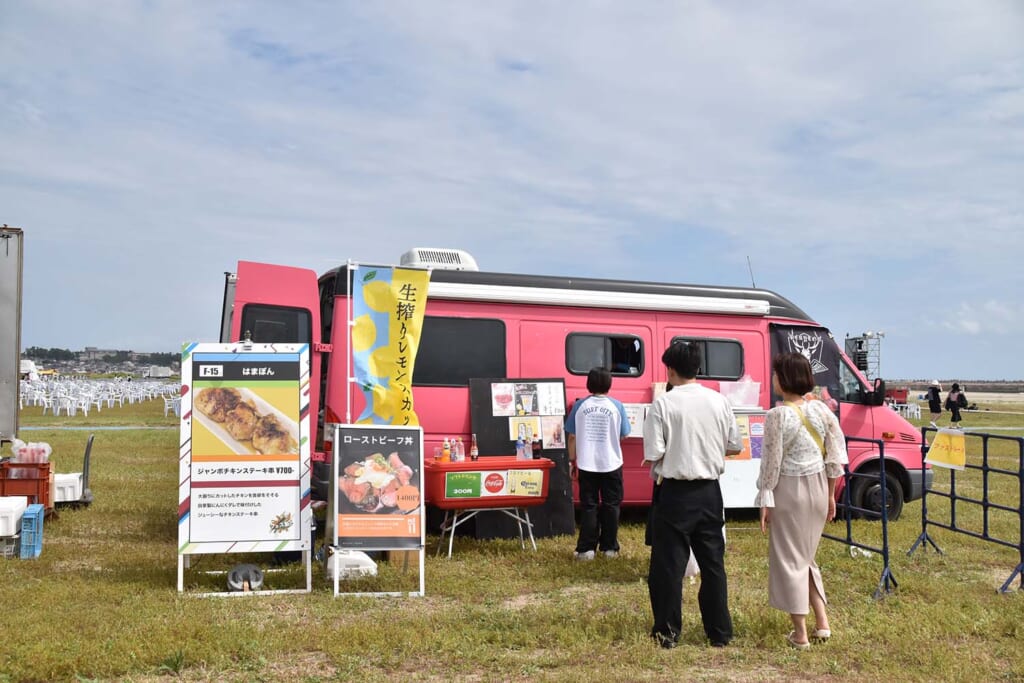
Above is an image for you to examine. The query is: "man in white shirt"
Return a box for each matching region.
[643,342,742,649]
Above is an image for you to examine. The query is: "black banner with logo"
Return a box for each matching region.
[770,325,842,414]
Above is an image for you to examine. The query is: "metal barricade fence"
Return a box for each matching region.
[908,428,1024,594]
[823,435,897,599]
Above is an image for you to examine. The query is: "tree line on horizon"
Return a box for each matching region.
[23,347,178,366]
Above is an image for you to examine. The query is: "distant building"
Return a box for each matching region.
[19,359,39,380]
[80,347,120,361]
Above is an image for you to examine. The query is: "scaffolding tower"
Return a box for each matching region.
[845,331,884,379]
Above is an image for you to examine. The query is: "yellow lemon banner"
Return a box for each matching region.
[925,429,967,470]
[351,266,430,425]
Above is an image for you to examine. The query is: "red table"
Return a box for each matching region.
[424,456,554,558]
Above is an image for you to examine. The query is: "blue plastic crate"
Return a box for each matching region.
[19,504,43,559]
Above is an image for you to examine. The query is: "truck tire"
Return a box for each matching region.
[851,471,904,521]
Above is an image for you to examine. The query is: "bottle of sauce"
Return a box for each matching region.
[531,433,542,459]
[469,434,479,461]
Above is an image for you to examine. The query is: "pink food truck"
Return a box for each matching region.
[219,248,928,520]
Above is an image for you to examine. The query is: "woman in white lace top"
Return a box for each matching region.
[755,352,848,650]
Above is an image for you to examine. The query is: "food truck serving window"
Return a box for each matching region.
[413,316,506,387]
[566,334,644,377]
[240,304,311,343]
[669,337,743,380]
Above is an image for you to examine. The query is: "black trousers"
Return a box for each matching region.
[647,478,732,645]
[576,467,623,553]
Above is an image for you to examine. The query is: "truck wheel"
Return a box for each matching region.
[851,471,904,521]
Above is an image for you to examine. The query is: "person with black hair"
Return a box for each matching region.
[565,367,630,560]
[945,382,967,429]
[643,342,741,649]
[926,380,943,428]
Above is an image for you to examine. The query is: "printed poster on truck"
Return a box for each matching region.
[732,413,766,460]
[178,343,311,554]
[334,424,424,551]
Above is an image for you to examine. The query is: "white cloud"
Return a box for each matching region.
[939,300,1024,336]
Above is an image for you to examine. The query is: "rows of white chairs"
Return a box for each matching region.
[19,378,179,417]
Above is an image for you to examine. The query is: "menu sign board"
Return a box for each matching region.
[178,343,311,554]
[334,424,424,551]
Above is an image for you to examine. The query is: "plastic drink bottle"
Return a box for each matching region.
[515,436,526,460]
[455,437,465,462]
[442,437,451,462]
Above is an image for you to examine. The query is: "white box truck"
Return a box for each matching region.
[0,226,24,445]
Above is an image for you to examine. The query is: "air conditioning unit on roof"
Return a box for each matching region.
[399,247,479,271]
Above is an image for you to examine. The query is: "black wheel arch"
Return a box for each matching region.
[852,457,910,499]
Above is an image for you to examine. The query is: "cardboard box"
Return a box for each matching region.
[0,496,28,537]
[387,550,419,571]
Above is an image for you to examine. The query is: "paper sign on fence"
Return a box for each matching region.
[925,429,966,470]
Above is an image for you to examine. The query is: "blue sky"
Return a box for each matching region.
[1,2,1021,380]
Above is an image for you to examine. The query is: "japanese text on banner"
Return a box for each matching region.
[351,266,430,425]
[925,429,967,470]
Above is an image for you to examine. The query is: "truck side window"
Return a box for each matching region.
[239,304,311,343]
[413,316,506,387]
[566,334,643,377]
[836,357,869,403]
[669,337,743,380]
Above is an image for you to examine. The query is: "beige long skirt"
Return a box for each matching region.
[768,470,828,614]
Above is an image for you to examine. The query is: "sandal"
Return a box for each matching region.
[812,629,831,641]
[786,631,810,650]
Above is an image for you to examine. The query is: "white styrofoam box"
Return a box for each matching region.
[0,496,29,536]
[325,549,378,580]
[54,472,83,503]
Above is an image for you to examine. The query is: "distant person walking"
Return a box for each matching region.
[565,367,630,560]
[643,342,742,649]
[756,352,848,650]
[926,380,943,428]
[945,382,968,429]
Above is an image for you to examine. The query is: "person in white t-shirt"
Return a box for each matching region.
[565,367,631,561]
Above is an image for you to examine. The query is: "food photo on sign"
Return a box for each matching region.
[192,386,299,455]
[337,447,421,515]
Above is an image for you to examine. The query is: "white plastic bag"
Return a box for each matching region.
[7,439,51,478]
[719,375,760,408]
[684,525,727,578]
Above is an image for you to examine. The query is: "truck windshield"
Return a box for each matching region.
[836,357,870,403]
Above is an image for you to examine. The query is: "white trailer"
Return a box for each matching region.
[1,226,23,444]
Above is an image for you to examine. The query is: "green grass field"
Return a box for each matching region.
[1,399,1022,682]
